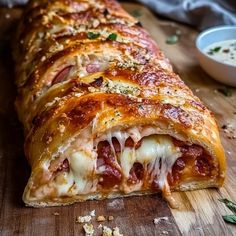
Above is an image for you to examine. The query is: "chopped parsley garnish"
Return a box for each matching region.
[107,33,117,41]
[208,46,221,55]
[219,199,236,213]
[223,215,236,224]
[219,199,236,224]
[166,35,179,45]
[87,32,100,39]
[212,46,221,52]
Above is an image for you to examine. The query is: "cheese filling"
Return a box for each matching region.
[34,127,183,200]
[120,135,181,193]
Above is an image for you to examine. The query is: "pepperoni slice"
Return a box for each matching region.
[168,157,186,185]
[194,156,211,176]
[97,141,117,168]
[112,138,121,153]
[151,177,161,190]
[168,141,214,187]
[97,141,122,189]
[125,137,142,149]
[128,162,144,185]
[56,159,69,172]
[98,165,122,188]
[181,145,203,159]
[86,63,101,73]
[52,65,73,85]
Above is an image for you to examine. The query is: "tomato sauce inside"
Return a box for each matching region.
[168,139,216,187]
[54,136,216,191]
[97,140,122,189]
[96,138,144,189]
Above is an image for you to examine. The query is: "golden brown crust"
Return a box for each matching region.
[14,0,226,207]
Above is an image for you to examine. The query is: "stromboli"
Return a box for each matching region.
[14,0,226,207]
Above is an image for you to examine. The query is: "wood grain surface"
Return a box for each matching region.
[0,2,236,236]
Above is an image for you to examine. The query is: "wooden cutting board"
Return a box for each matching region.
[0,2,236,236]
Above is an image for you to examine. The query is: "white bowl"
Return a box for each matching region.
[195,26,236,87]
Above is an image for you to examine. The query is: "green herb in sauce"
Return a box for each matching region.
[204,40,236,66]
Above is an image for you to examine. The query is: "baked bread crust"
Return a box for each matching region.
[14,0,226,207]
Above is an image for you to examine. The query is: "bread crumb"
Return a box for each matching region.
[102,226,122,236]
[153,217,169,225]
[97,215,106,222]
[83,223,94,236]
[108,216,114,221]
[102,226,112,236]
[162,230,169,235]
[90,210,96,217]
[98,224,103,229]
[53,212,59,216]
[113,227,123,236]
[76,215,92,223]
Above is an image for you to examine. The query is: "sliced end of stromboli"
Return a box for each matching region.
[22,121,225,207]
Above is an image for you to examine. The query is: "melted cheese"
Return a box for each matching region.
[70,151,96,193]
[54,171,74,195]
[42,126,182,200]
[120,135,181,192]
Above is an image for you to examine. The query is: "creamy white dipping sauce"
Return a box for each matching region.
[203,39,236,66]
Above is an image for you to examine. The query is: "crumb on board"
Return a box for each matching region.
[162,230,169,235]
[153,217,169,225]
[98,224,103,229]
[113,227,123,236]
[90,210,96,217]
[76,215,92,223]
[75,211,122,236]
[221,123,236,139]
[53,212,59,216]
[76,209,96,223]
[97,215,106,222]
[102,226,123,236]
[102,226,112,236]
[83,223,94,236]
